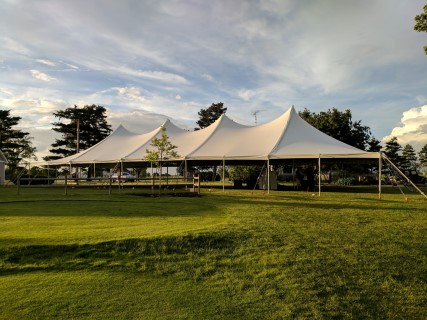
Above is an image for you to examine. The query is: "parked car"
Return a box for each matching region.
[111,172,136,182]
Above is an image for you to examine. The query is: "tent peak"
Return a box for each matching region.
[160,118,172,127]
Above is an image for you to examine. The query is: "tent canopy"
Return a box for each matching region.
[47,106,379,166]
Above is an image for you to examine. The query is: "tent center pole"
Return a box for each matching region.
[378,154,382,200]
[151,161,154,191]
[267,159,270,195]
[120,161,123,191]
[222,159,225,192]
[318,156,321,197]
[64,170,68,195]
[184,160,187,188]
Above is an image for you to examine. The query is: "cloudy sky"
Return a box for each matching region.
[1,0,427,160]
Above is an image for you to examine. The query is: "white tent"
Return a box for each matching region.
[47,106,379,166]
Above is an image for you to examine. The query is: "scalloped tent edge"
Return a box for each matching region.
[46,106,380,166]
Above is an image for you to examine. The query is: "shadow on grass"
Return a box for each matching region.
[0,196,220,218]
[0,232,242,275]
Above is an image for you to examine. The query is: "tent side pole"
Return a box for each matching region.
[184,160,187,187]
[108,176,112,195]
[318,156,321,197]
[222,159,225,192]
[120,160,123,192]
[151,161,154,191]
[378,154,382,200]
[64,170,68,195]
[383,154,427,199]
[267,159,270,195]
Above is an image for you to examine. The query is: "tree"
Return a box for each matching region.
[45,105,112,160]
[0,109,37,174]
[401,144,418,171]
[414,4,427,54]
[367,137,382,152]
[194,102,228,180]
[383,137,402,166]
[299,108,372,150]
[195,102,227,130]
[145,126,178,193]
[418,143,427,174]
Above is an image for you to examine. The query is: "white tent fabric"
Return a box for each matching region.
[269,107,379,159]
[47,106,379,166]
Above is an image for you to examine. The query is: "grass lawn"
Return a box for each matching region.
[0,185,426,319]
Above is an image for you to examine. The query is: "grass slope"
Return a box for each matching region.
[0,186,426,319]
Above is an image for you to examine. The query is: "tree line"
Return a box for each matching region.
[1,103,427,177]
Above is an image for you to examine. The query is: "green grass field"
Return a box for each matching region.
[0,185,426,319]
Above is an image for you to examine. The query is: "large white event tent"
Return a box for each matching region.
[47,106,382,194]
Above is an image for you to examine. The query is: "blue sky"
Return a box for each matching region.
[1,0,426,159]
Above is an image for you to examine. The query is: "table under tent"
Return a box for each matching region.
[46,106,425,199]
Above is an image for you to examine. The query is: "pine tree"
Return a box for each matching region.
[383,137,402,166]
[0,109,37,173]
[194,102,228,180]
[367,137,382,152]
[195,102,227,130]
[44,105,112,160]
[419,143,427,174]
[401,144,418,171]
[414,4,427,54]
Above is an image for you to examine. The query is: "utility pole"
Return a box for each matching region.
[251,110,264,126]
[74,105,80,154]
[76,118,80,154]
[74,106,80,182]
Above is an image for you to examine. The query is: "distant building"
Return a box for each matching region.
[0,150,7,185]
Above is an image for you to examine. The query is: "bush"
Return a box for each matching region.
[334,177,355,186]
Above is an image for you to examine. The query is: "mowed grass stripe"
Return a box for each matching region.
[0,186,426,319]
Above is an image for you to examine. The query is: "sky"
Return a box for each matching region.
[1,0,427,161]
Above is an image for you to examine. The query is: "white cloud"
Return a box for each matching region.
[0,88,13,96]
[113,87,145,103]
[122,68,188,84]
[30,70,57,82]
[107,109,167,134]
[64,63,79,69]
[1,36,30,55]
[0,0,426,161]
[382,105,427,152]
[201,74,213,81]
[416,95,427,105]
[27,127,61,160]
[36,59,56,67]
[0,93,69,159]
[237,89,255,101]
